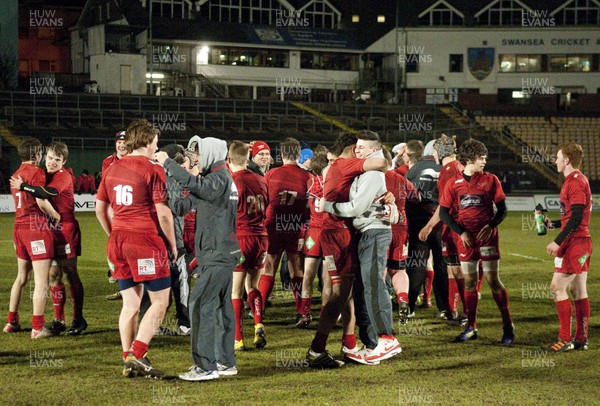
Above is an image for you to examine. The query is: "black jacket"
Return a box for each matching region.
[247,160,265,176]
[164,158,241,267]
[406,156,441,228]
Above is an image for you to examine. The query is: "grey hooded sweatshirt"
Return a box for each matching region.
[164,136,241,268]
[322,150,393,232]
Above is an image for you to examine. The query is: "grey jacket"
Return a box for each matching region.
[322,151,391,232]
[164,137,240,268]
[166,175,186,256]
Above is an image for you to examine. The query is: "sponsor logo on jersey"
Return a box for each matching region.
[459,194,484,208]
[138,258,156,275]
[554,257,563,268]
[31,240,47,255]
[480,246,497,257]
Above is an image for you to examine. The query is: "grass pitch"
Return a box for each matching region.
[0,212,599,405]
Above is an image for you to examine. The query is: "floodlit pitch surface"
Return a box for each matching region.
[0,212,598,404]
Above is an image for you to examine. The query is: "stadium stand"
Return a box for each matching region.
[475,115,600,181]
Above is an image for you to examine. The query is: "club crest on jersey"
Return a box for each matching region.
[459,194,484,208]
[138,258,156,275]
[305,236,315,250]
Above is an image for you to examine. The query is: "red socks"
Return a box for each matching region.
[555,299,572,342]
[291,277,303,313]
[69,282,84,321]
[448,278,459,314]
[476,265,484,294]
[300,298,312,315]
[31,315,44,331]
[248,290,263,325]
[7,311,19,324]
[50,284,66,321]
[574,298,590,342]
[232,298,244,341]
[132,340,149,359]
[492,288,512,327]
[397,292,409,304]
[258,275,274,311]
[424,269,434,301]
[342,333,356,350]
[464,291,479,330]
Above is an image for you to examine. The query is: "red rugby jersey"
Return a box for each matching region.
[322,157,365,230]
[440,171,505,233]
[438,160,464,214]
[97,155,167,232]
[559,170,591,239]
[264,164,310,230]
[47,168,75,223]
[12,163,47,226]
[307,173,325,229]
[232,169,268,237]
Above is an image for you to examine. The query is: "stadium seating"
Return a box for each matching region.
[475,115,600,181]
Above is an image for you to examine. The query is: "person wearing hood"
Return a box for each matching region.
[418,135,468,324]
[405,139,447,319]
[155,135,241,381]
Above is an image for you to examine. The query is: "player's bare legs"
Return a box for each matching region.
[138,288,170,344]
[4,259,32,332]
[447,264,466,322]
[232,271,247,350]
[460,260,479,336]
[482,260,513,338]
[388,267,410,323]
[549,272,589,350]
[119,285,143,353]
[246,266,266,349]
[47,258,86,335]
[48,261,67,333]
[287,251,305,320]
[298,257,320,327]
[259,251,283,310]
[311,275,354,349]
[31,259,52,328]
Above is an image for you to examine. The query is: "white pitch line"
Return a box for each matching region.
[509,253,551,262]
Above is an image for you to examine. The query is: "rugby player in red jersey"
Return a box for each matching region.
[544,143,592,352]
[103,130,129,298]
[305,132,387,368]
[297,152,329,328]
[439,139,513,344]
[258,138,311,321]
[11,142,87,336]
[5,138,57,338]
[384,149,419,324]
[229,141,269,350]
[96,119,176,378]
[419,135,467,323]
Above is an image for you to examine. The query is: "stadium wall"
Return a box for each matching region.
[368,27,600,95]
